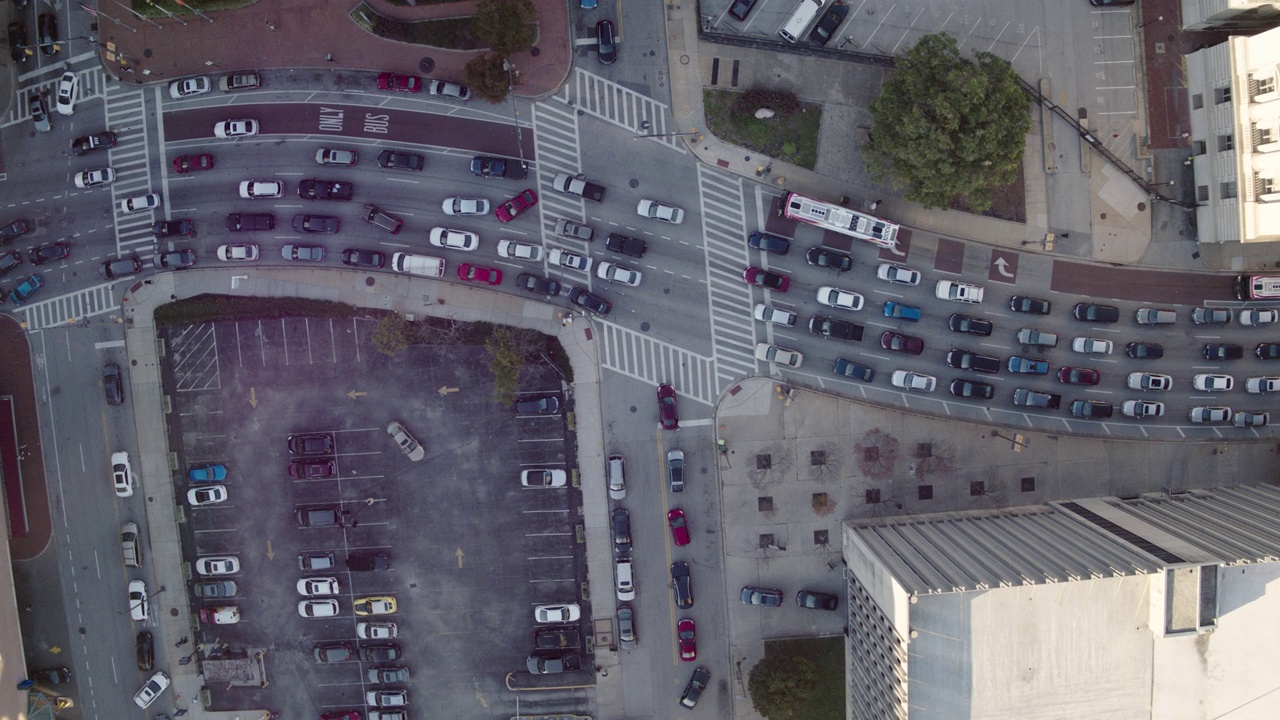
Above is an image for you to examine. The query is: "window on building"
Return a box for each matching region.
[1193,140,1207,155]
[1216,86,1232,104]
[1221,181,1238,199]
[1261,177,1276,195]
[1219,134,1235,152]
[1198,185,1210,202]
[1259,127,1275,147]
[1259,77,1277,95]
[1193,93,1204,110]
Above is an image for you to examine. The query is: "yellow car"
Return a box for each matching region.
[353,596,397,616]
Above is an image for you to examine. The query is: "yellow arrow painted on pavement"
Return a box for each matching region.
[455,547,465,567]
[347,390,367,399]
[266,541,274,561]
[439,386,459,395]
[249,387,257,408]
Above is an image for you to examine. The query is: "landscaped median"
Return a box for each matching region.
[350,1,485,49]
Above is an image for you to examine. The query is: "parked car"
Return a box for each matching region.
[387,420,425,461]
[796,590,839,610]
[680,667,711,709]
[29,243,70,266]
[1192,374,1234,392]
[219,72,261,91]
[1189,406,1232,423]
[668,508,690,546]
[1072,302,1120,322]
[100,256,142,280]
[671,561,693,608]
[216,244,259,261]
[740,586,784,606]
[657,383,679,430]
[376,72,421,92]
[316,147,358,166]
[805,247,853,271]
[890,370,936,392]
[169,76,211,98]
[132,671,169,709]
[948,313,993,336]
[1122,400,1165,418]
[569,286,611,316]
[103,363,124,405]
[427,79,471,100]
[341,248,386,268]
[667,449,685,492]
[156,249,197,269]
[596,20,617,65]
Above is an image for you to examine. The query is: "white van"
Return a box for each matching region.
[779,0,825,43]
[615,558,636,600]
[390,252,445,278]
[121,522,142,568]
[1135,308,1176,325]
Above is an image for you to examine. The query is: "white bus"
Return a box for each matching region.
[778,191,899,249]
[1234,275,1280,301]
[778,0,826,43]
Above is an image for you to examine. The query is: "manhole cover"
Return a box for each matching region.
[530,46,540,57]
[144,48,153,58]
[365,276,376,287]
[418,57,435,74]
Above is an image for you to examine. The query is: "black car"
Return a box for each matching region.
[949,378,994,399]
[728,0,758,21]
[0,250,22,277]
[377,150,425,171]
[805,247,853,271]
[808,315,862,340]
[1070,399,1113,419]
[99,256,141,280]
[136,631,154,671]
[288,432,334,455]
[28,242,68,266]
[297,179,354,200]
[515,395,560,415]
[225,213,274,231]
[534,628,582,651]
[612,507,631,555]
[37,13,56,56]
[72,131,117,156]
[8,21,28,64]
[946,349,1001,374]
[152,220,194,238]
[312,641,354,663]
[569,286,612,316]
[295,505,343,528]
[1009,295,1051,315]
[1257,343,1280,360]
[362,643,402,663]
[1125,341,1164,359]
[289,458,335,479]
[292,215,340,233]
[471,155,506,177]
[103,363,124,405]
[596,20,617,65]
[0,218,31,244]
[833,358,875,382]
[516,273,561,296]
[747,231,790,254]
[347,551,391,571]
[947,313,993,336]
[1072,302,1120,323]
[155,249,196,269]
[34,667,71,685]
[1203,343,1244,361]
[671,560,693,609]
[340,248,386,268]
[808,3,849,46]
[796,590,839,610]
[605,232,647,258]
[680,667,711,709]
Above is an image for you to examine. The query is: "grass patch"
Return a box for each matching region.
[350,2,484,50]
[703,88,821,170]
[762,636,845,720]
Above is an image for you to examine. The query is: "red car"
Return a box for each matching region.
[1057,367,1101,385]
[172,154,214,173]
[657,383,679,430]
[376,72,421,92]
[677,618,697,661]
[495,189,538,222]
[743,266,790,293]
[457,263,502,285]
[668,508,690,546]
[880,331,924,355]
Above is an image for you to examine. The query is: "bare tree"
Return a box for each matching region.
[913,441,956,480]
[807,441,843,482]
[854,428,899,480]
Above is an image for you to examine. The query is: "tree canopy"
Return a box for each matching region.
[464,53,513,103]
[748,653,818,719]
[866,33,1030,212]
[471,0,538,57]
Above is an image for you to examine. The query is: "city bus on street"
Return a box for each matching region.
[777,191,898,249]
[1234,275,1280,301]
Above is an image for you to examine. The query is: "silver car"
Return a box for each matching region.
[387,421,425,461]
[555,218,595,241]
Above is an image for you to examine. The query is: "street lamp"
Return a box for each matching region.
[1139,14,1163,30]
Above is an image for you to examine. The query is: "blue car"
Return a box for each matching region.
[10,274,43,305]
[188,464,228,483]
[883,301,922,322]
[580,0,597,8]
[1007,356,1049,375]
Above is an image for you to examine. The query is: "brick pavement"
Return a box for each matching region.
[1139,0,1228,150]
[94,0,570,98]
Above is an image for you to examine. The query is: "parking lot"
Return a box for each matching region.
[160,315,591,717]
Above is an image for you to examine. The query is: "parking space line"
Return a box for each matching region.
[282,319,290,365]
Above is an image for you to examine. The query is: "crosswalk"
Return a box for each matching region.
[557,68,687,153]
[595,323,718,405]
[698,166,760,386]
[530,101,593,273]
[13,282,121,331]
[101,82,158,256]
[7,63,111,126]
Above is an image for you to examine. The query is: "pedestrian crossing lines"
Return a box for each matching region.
[14,282,120,331]
[102,83,156,255]
[696,166,759,387]
[594,321,718,406]
[7,64,110,126]
[556,69,686,153]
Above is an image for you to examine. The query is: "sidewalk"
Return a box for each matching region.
[93,0,570,98]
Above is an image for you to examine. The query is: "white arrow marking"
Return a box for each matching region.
[993,257,1015,278]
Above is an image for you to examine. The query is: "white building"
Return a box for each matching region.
[1182,0,1280,32]
[1187,25,1280,244]
[842,484,1280,719]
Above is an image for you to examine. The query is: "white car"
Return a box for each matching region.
[169,76,211,98]
[817,286,864,311]
[890,370,936,392]
[298,599,339,618]
[74,168,116,188]
[1240,309,1279,326]
[187,486,228,506]
[1071,337,1113,355]
[429,227,479,251]
[1246,376,1280,394]
[128,579,148,621]
[497,240,545,262]
[357,621,398,639]
[367,689,409,708]
[315,147,358,166]
[1189,406,1232,423]
[1193,374,1234,392]
[111,451,134,497]
[214,118,258,138]
[875,263,921,285]
[195,556,240,576]
[753,303,797,326]
[637,199,685,224]
[754,343,803,367]
[442,197,490,216]
[1127,372,1173,391]
[597,261,642,286]
[547,248,591,272]
[119,193,161,214]
[217,244,260,262]
[1234,411,1270,428]
[387,420,425,461]
[534,603,581,623]
[935,280,985,303]
[427,79,471,100]
[133,671,170,709]
[239,180,283,199]
[521,469,568,488]
[1122,400,1165,418]
[55,72,78,115]
[296,577,340,596]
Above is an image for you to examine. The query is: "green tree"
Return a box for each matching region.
[485,326,544,405]
[471,0,538,56]
[371,312,414,356]
[866,33,1030,212]
[748,653,818,719]
[464,53,513,104]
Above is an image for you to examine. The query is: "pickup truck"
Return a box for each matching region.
[946,349,1001,374]
[553,172,606,203]
[534,628,582,650]
[1016,327,1058,347]
[605,232,647,258]
[1013,388,1061,408]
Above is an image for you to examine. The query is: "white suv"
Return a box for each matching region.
[607,454,626,499]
